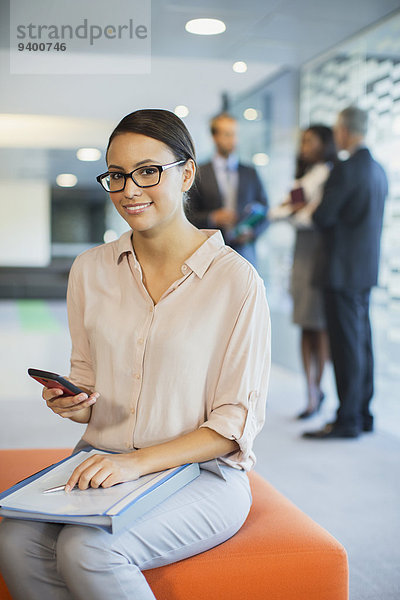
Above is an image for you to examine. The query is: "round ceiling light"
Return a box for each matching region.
[103,229,118,243]
[233,61,247,73]
[174,105,189,118]
[252,153,270,166]
[243,108,259,121]
[185,18,226,36]
[76,148,101,161]
[56,173,77,187]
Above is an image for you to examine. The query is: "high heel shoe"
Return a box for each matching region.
[297,408,317,419]
[297,391,325,420]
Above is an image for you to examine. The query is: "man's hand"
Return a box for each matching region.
[210,208,237,228]
[233,229,254,246]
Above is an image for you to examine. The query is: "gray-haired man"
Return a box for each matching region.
[304,107,388,439]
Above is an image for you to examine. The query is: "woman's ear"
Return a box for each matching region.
[181,159,196,192]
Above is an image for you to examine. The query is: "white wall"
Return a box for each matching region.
[0,180,51,266]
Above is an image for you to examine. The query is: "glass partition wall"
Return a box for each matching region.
[230,11,400,384]
[300,11,400,380]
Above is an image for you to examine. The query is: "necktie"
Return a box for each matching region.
[224,166,236,211]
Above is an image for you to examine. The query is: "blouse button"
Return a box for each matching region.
[138,338,144,345]
[182,265,188,272]
[134,373,141,380]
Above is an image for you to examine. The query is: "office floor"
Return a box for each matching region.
[0,299,399,599]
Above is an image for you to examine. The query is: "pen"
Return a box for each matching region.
[42,484,77,494]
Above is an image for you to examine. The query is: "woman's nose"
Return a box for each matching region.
[124,176,142,198]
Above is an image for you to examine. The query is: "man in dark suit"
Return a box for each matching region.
[187,113,268,267]
[304,106,388,439]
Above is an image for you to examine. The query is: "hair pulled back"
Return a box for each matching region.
[106,109,197,168]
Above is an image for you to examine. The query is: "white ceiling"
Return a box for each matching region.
[0,0,399,184]
[150,0,400,63]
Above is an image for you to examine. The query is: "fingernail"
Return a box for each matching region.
[65,485,71,493]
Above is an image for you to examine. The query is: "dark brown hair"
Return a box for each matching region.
[106,108,197,167]
[295,124,337,178]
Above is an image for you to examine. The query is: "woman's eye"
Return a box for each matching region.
[140,167,158,176]
[109,172,123,180]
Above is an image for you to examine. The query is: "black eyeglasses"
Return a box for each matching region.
[96,160,185,192]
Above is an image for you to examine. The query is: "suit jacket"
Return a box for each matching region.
[312,148,388,291]
[187,161,269,265]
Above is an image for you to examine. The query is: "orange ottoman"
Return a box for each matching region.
[0,449,348,600]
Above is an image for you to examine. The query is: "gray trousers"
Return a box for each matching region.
[0,464,251,600]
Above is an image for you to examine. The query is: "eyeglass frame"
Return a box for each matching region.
[96,159,186,192]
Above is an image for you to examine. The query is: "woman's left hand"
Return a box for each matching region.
[65,453,141,491]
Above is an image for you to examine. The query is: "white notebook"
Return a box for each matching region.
[0,450,200,533]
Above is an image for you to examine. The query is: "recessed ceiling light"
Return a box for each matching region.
[252,153,270,166]
[233,61,247,73]
[185,18,226,36]
[56,173,77,187]
[103,229,118,243]
[243,108,259,121]
[174,105,189,118]
[76,148,101,161]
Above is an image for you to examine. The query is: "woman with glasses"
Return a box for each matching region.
[0,109,270,600]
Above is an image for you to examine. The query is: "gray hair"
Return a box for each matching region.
[339,106,368,136]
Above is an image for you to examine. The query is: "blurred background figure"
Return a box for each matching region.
[269,126,337,419]
[304,107,388,439]
[188,113,268,267]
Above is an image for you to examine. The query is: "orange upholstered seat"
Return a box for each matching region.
[0,449,348,600]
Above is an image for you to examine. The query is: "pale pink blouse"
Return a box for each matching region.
[67,229,271,470]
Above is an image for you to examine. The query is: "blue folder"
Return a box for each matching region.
[0,450,200,534]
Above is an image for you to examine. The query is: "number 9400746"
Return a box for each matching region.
[18,42,66,51]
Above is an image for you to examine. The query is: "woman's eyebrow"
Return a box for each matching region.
[107,159,160,170]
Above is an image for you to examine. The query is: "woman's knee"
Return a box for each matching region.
[0,519,55,570]
[0,519,22,569]
[56,525,126,580]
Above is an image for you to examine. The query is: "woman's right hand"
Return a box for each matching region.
[42,387,99,423]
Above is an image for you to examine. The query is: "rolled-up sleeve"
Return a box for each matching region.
[200,271,271,469]
[66,257,95,391]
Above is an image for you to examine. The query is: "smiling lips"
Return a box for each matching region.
[123,202,153,215]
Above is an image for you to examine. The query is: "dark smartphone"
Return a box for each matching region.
[28,369,85,397]
[290,187,306,211]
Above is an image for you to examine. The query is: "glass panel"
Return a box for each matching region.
[299,11,400,380]
[229,11,400,404]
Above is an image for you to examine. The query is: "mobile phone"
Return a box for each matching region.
[28,369,85,397]
[290,187,306,211]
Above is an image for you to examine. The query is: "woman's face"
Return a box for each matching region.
[106,132,195,234]
[300,130,324,164]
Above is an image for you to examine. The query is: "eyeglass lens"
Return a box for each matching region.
[101,166,161,192]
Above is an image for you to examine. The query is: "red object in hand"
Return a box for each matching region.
[28,369,85,397]
[290,188,307,212]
